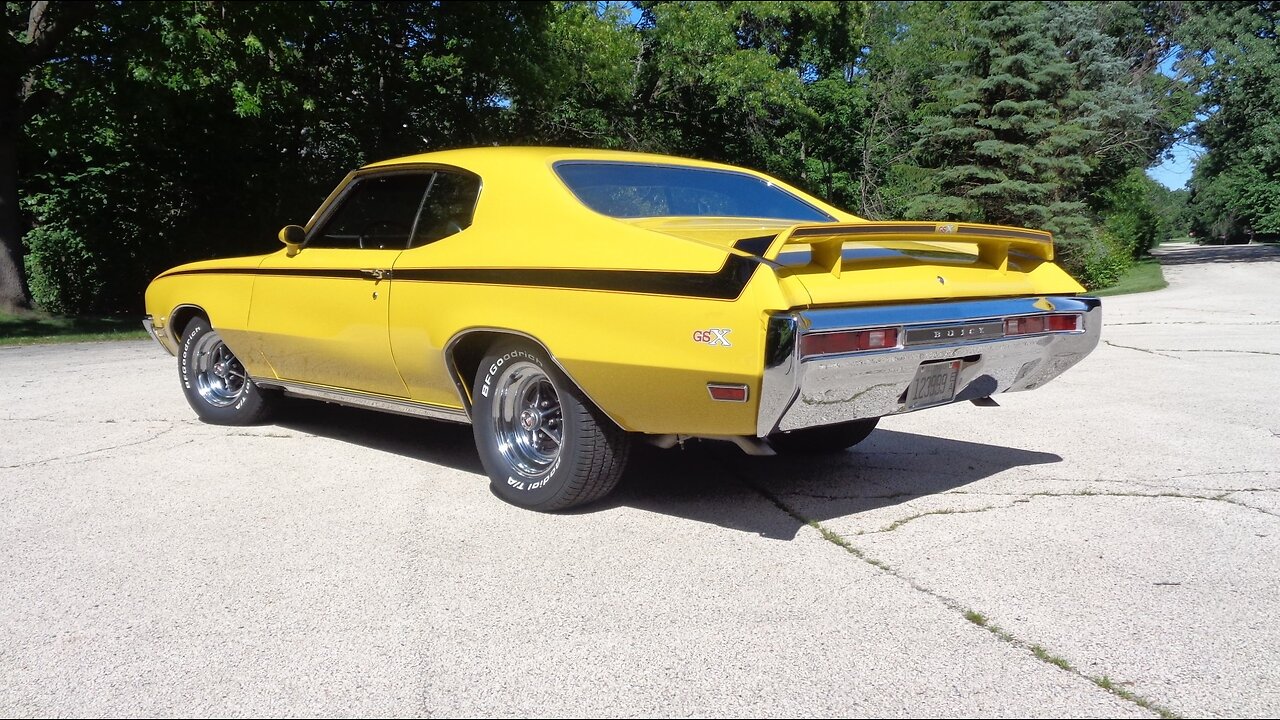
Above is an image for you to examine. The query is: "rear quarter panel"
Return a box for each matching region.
[388,234,789,436]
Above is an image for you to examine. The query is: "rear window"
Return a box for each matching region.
[554,162,833,222]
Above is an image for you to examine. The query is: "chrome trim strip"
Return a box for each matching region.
[253,378,470,424]
[757,296,1101,436]
[142,314,176,356]
[902,320,1006,348]
[799,296,1099,334]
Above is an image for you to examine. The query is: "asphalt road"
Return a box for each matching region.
[2,243,1277,717]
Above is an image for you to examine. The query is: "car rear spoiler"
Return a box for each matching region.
[761,221,1055,278]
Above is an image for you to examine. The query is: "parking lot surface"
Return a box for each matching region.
[2,243,1277,717]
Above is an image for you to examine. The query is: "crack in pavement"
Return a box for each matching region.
[1168,348,1280,357]
[0,424,178,469]
[1107,320,1280,326]
[1163,469,1278,481]
[1105,339,1280,359]
[842,489,1280,530]
[737,474,1177,718]
[859,504,1008,535]
[780,490,1280,537]
[1103,341,1182,359]
[774,470,1279,503]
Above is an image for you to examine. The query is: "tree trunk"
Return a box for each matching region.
[0,1,94,313]
[0,79,31,313]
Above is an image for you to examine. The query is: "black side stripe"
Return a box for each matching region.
[733,234,779,256]
[790,224,921,238]
[158,255,761,300]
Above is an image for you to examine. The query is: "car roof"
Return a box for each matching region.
[361,146,760,176]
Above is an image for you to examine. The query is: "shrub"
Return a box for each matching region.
[1058,228,1132,290]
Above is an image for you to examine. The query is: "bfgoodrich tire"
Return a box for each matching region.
[472,341,630,511]
[768,417,880,454]
[178,317,275,425]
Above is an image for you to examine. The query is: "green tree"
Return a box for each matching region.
[1,0,93,312]
[630,1,870,200]
[910,2,1158,234]
[17,1,560,314]
[1178,1,1280,241]
[4,0,1205,312]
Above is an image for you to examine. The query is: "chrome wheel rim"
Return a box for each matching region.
[192,331,248,408]
[490,361,563,479]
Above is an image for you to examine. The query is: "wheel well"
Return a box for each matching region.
[446,328,626,430]
[169,305,208,336]
[447,330,525,411]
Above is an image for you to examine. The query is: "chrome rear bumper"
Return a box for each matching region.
[758,296,1101,436]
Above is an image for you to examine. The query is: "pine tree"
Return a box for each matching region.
[908,1,1157,245]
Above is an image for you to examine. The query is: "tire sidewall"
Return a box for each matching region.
[473,344,583,509]
[179,319,263,423]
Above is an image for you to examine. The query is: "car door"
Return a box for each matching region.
[387,169,485,408]
[248,172,432,398]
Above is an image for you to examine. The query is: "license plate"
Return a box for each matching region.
[905,360,961,410]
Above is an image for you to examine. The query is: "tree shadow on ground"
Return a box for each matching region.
[1152,244,1280,266]
[272,400,1060,540]
[0,313,140,339]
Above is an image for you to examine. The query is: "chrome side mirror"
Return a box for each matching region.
[278,225,305,256]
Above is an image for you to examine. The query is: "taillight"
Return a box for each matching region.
[1004,313,1081,336]
[801,327,900,358]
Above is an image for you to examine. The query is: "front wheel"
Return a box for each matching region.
[178,317,275,425]
[768,417,880,454]
[472,342,630,511]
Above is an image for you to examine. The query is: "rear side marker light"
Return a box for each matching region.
[801,327,900,358]
[1005,313,1081,336]
[707,383,749,402]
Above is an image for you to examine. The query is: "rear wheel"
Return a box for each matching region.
[472,342,630,511]
[768,417,880,454]
[178,317,275,425]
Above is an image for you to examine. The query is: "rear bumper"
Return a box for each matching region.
[757,296,1101,435]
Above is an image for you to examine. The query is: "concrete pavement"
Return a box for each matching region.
[1,243,1277,717]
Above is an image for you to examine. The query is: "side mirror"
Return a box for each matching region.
[278,225,306,256]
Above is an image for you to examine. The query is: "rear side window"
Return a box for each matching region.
[410,171,482,247]
[555,161,833,222]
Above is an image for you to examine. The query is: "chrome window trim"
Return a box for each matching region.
[551,160,836,223]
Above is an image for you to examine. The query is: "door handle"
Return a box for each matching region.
[360,269,392,281]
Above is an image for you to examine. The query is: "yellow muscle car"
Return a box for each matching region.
[143,147,1100,510]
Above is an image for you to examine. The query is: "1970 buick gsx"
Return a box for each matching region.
[143,147,1100,510]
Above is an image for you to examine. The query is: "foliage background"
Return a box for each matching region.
[3,0,1272,315]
